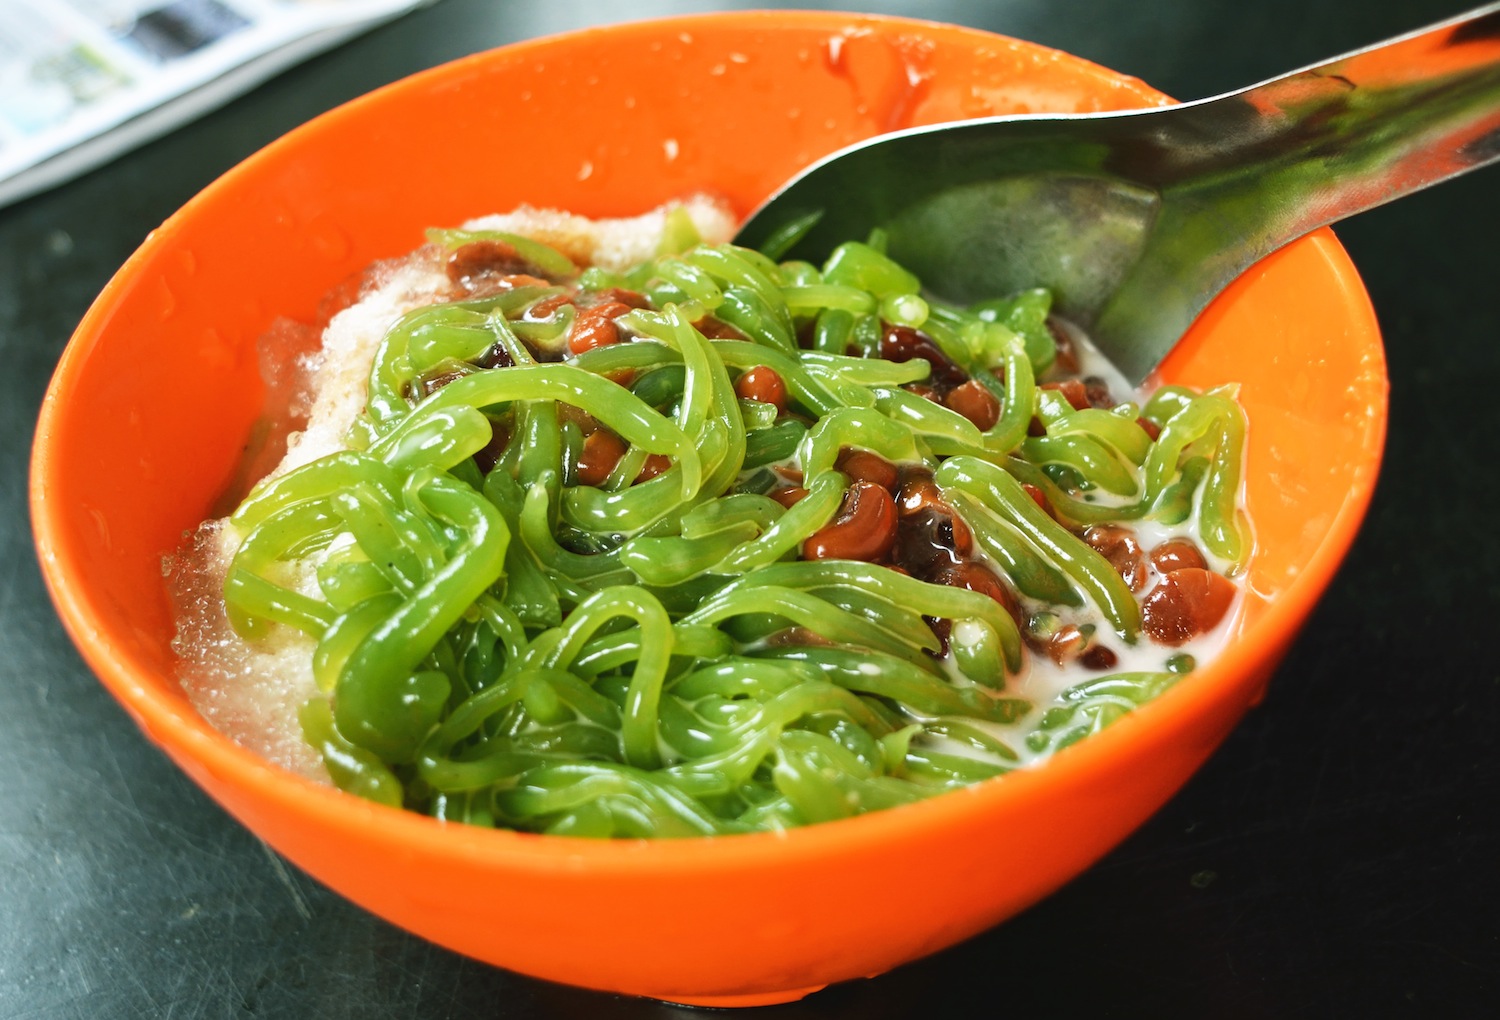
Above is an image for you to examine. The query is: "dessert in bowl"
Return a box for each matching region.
[30,11,1385,1006]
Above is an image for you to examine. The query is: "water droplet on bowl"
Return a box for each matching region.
[825,33,848,74]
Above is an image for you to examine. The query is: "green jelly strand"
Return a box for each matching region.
[944,490,1081,607]
[757,645,1030,724]
[334,476,509,762]
[685,585,942,667]
[712,471,846,573]
[983,338,1036,455]
[229,450,401,534]
[715,559,1022,673]
[369,364,699,500]
[618,521,759,586]
[518,479,625,582]
[1020,433,1141,497]
[680,493,784,539]
[935,456,1141,641]
[742,418,807,469]
[495,761,739,838]
[712,340,846,416]
[798,407,926,478]
[222,568,336,638]
[872,386,985,452]
[543,587,675,771]
[300,698,403,808]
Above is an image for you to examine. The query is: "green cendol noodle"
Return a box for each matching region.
[175,204,1251,838]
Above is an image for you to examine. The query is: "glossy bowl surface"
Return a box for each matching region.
[30,11,1386,1007]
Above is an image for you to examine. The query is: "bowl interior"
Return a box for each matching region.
[31,11,1385,1005]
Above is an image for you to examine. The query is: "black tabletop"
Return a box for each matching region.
[4,1,1497,1017]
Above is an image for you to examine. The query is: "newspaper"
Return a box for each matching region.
[0,0,429,208]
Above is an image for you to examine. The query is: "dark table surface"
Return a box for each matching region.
[3,1,1497,1017]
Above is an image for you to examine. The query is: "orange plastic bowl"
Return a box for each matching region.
[30,11,1385,1008]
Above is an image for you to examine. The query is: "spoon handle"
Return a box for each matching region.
[1086,3,1500,379]
[1164,2,1500,252]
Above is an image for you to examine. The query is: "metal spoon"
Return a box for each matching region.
[734,4,1500,385]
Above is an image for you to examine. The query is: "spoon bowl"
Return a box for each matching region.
[737,3,1500,384]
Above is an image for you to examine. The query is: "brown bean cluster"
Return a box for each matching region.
[445,239,546,293]
[879,324,1004,432]
[1079,525,1234,647]
[435,277,1240,661]
[567,408,670,489]
[445,240,655,364]
[795,448,1023,654]
[428,251,665,485]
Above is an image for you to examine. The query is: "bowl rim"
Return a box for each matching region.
[29,9,1387,874]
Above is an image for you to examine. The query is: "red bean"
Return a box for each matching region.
[557,403,602,436]
[932,561,1021,623]
[1136,416,1162,441]
[445,240,531,283]
[1083,376,1115,409]
[1021,483,1054,519]
[897,476,944,516]
[1141,568,1236,645]
[734,366,787,410]
[414,368,467,398]
[1040,378,1090,411]
[576,431,625,486]
[892,505,971,578]
[524,293,573,321]
[473,421,511,474]
[880,324,969,389]
[694,316,746,340]
[568,301,631,354]
[801,481,898,562]
[1079,644,1119,670]
[1048,317,1081,375]
[835,447,898,492]
[497,273,552,290]
[926,616,953,656]
[635,454,671,483]
[589,287,650,309]
[770,486,809,508]
[1035,622,1089,666]
[1083,524,1148,592]
[477,342,515,369]
[1149,537,1208,575]
[944,380,1000,430]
